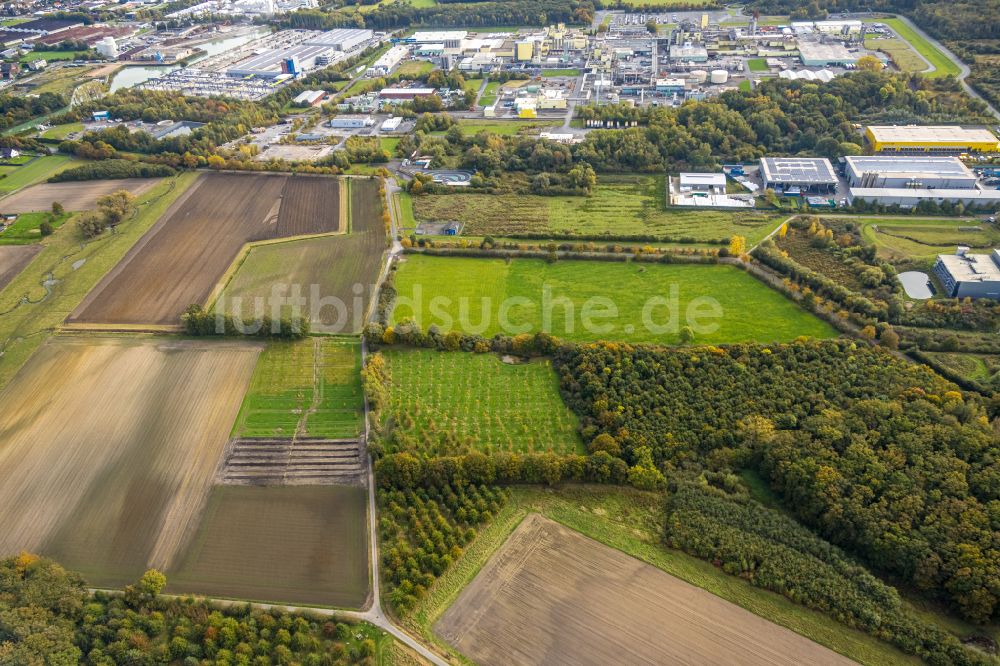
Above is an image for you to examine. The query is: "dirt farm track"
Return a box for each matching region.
[68,173,344,326]
[0,178,160,213]
[0,336,260,586]
[436,514,855,666]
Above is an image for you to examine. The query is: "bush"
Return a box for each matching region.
[49,159,177,182]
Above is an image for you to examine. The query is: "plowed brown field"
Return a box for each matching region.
[0,245,40,290]
[0,178,160,212]
[168,485,369,607]
[435,514,856,666]
[276,176,343,236]
[68,173,348,326]
[0,336,260,586]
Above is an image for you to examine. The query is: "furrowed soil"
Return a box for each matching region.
[0,178,160,212]
[66,173,350,327]
[275,176,343,236]
[0,336,260,586]
[435,514,855,666]
[168,485,369,608]
[0,245,40,290]
[217,177,385,331]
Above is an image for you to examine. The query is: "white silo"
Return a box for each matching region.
[710,69,729,84]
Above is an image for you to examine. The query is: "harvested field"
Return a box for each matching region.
[0,336,259,586]
[275,176,344,236]
[168,485,369,607]
[0,178,160,213]
[436,514,855,666]
[70,173,351,326]
[0,244,40,291]
[217,177,385,331]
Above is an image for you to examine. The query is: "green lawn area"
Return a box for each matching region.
[0,172,199,390]
[395,190,416,232]
[922,351,999,384]
[613,0,716,5]
[232,338,363,439]
[406,485,921,666]
[40,123,84,140]
[19,50,80,63]
[412,174,785,243]
[0,154,83,195]
[379,348,582,456]
[747,58,768,72]
[541,69,580,77]
[451,119,561,136]
[0,212,70,245]
[381,136,400,155]
[395,60,435,78]
[390,255,837,344]
[738,79,752,92]
[877,17,960,78]
[865,37,926,73]
[477,95,497,108]
[462,77,483,96]
[856,216,1000,261]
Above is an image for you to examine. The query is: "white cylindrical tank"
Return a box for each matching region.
[96,36,118,60]
[689,69,708,84]
[710,69,729,84]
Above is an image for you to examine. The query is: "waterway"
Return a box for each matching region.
[108,27,268,92]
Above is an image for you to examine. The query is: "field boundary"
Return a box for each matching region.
[65,174,205,324]
[203,229,350,313]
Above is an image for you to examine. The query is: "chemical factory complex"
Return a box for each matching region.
[1,8,998,214]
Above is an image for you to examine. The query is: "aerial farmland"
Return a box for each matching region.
[0,6,998,664]
[436,514,855,666]
[68,173,352,327]
[0,336,260,585]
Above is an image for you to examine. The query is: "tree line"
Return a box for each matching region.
[0,554,385,664]
[553,338,1000,623]
[666,476,993,665]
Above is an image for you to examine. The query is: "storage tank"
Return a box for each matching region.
[689,69,708,84]
[710,69,729,84]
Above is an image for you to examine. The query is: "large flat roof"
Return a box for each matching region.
[760,157,837,184]
[867,125,999,144]
[850,186,1000,201]
[410,30,467,43]
[844,155,973,177]
[679,172,726,186]
[937,251,1000,283]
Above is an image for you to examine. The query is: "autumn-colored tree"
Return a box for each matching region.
[729,235,746,256]
[856,55,883,71]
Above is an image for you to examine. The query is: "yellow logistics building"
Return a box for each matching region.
[866,125,1000,153]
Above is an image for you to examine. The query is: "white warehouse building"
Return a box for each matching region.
[302,28,373,51]
[367,45,409,77]
[844,156,978,189]
[329,115,375,129]
[845,155,1000,208]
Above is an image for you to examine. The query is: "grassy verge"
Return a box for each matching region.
[0,154,83,194]
[405,485,921,666]
[0,211,71,244]
[879,17,960,78]
[0,171,198,389]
